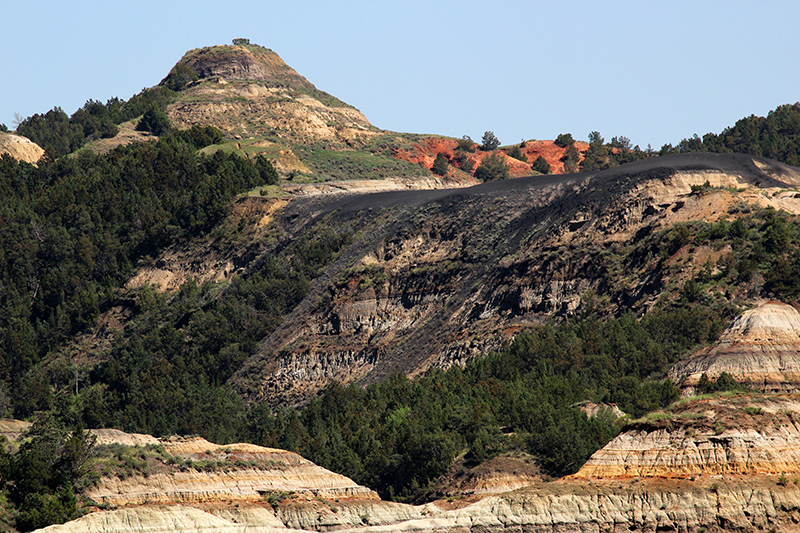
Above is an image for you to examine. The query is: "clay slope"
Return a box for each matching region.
[89,435,376,507]
[43,478,800,533]
[670,301,800,392]
[0,132,44,163]
[231,153,800,407]
[34,408,800,533]
[392,137,590,177]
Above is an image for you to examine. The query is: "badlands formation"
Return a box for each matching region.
[34,300,800,533]
[670,301,800,392]
[34,394,800,533]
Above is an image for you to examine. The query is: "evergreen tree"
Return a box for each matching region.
[481,131,500,151]
[563,144,580,173]
[506,145,527,162]
[531,155,551,174]
[136,107,171,136]
[431,153,450,176]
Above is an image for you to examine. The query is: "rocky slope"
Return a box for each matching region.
[36,411,800,533]
[88,435,377,507]
[164,44,377,150]
[392,137,590,177]
[670,301,800,393]
[30,392,800,533]
[229,152,800,406]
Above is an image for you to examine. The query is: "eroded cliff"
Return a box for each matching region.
[231,153,800,407]
[670,301,800,392]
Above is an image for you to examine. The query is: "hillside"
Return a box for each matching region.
[229,152,800,407]
[670,301,800,392]
[16,412,800,533]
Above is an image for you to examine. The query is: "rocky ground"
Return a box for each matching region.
[229,152,800,407]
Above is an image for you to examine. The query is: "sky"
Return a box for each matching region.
[2,0,799,150]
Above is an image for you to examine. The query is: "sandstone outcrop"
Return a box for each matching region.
[670,301,800,392]
[575,394,800,479]
[0,418,31,440]
[33,407,800,533]
[39,478,800,533]
[88,435,377,507]
[163,44,377,147]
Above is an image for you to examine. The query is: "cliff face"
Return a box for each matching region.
[34,407,800,533]
[670,301,800,392]
[88,435,377,507]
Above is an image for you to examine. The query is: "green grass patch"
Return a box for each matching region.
[299,148,429,181]
[199,141,246,158]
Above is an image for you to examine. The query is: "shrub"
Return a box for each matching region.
[162,63,199,92]
[531,155,551,174]
[456,135,476,152]
[452,151,474,172]
[474,153,509,182]
[506,145,527,162]
[554,133,575,147]
[136,107,171,136]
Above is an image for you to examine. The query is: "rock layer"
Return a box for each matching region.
[88,436,377,507]
[670,301,800,392]
[38,480,800,533]
[575,394,800,479]
[234,154,800,407]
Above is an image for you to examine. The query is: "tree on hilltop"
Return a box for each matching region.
[554,133,575,148]
[481,131,500,151]
[456,135,476,152]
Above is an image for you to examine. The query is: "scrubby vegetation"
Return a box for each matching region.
[296,147,430,181]
[243,304,720,502]
[0,130,275,423]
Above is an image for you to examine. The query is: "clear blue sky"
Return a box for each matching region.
[2,0,798,150]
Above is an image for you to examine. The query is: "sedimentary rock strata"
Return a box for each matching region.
[88,436,377,507]
[575,394,800,479]
[670,301,800,392]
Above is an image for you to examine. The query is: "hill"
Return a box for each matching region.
[230,152,800,407]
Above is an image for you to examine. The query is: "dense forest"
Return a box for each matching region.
[1,95,800,530]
